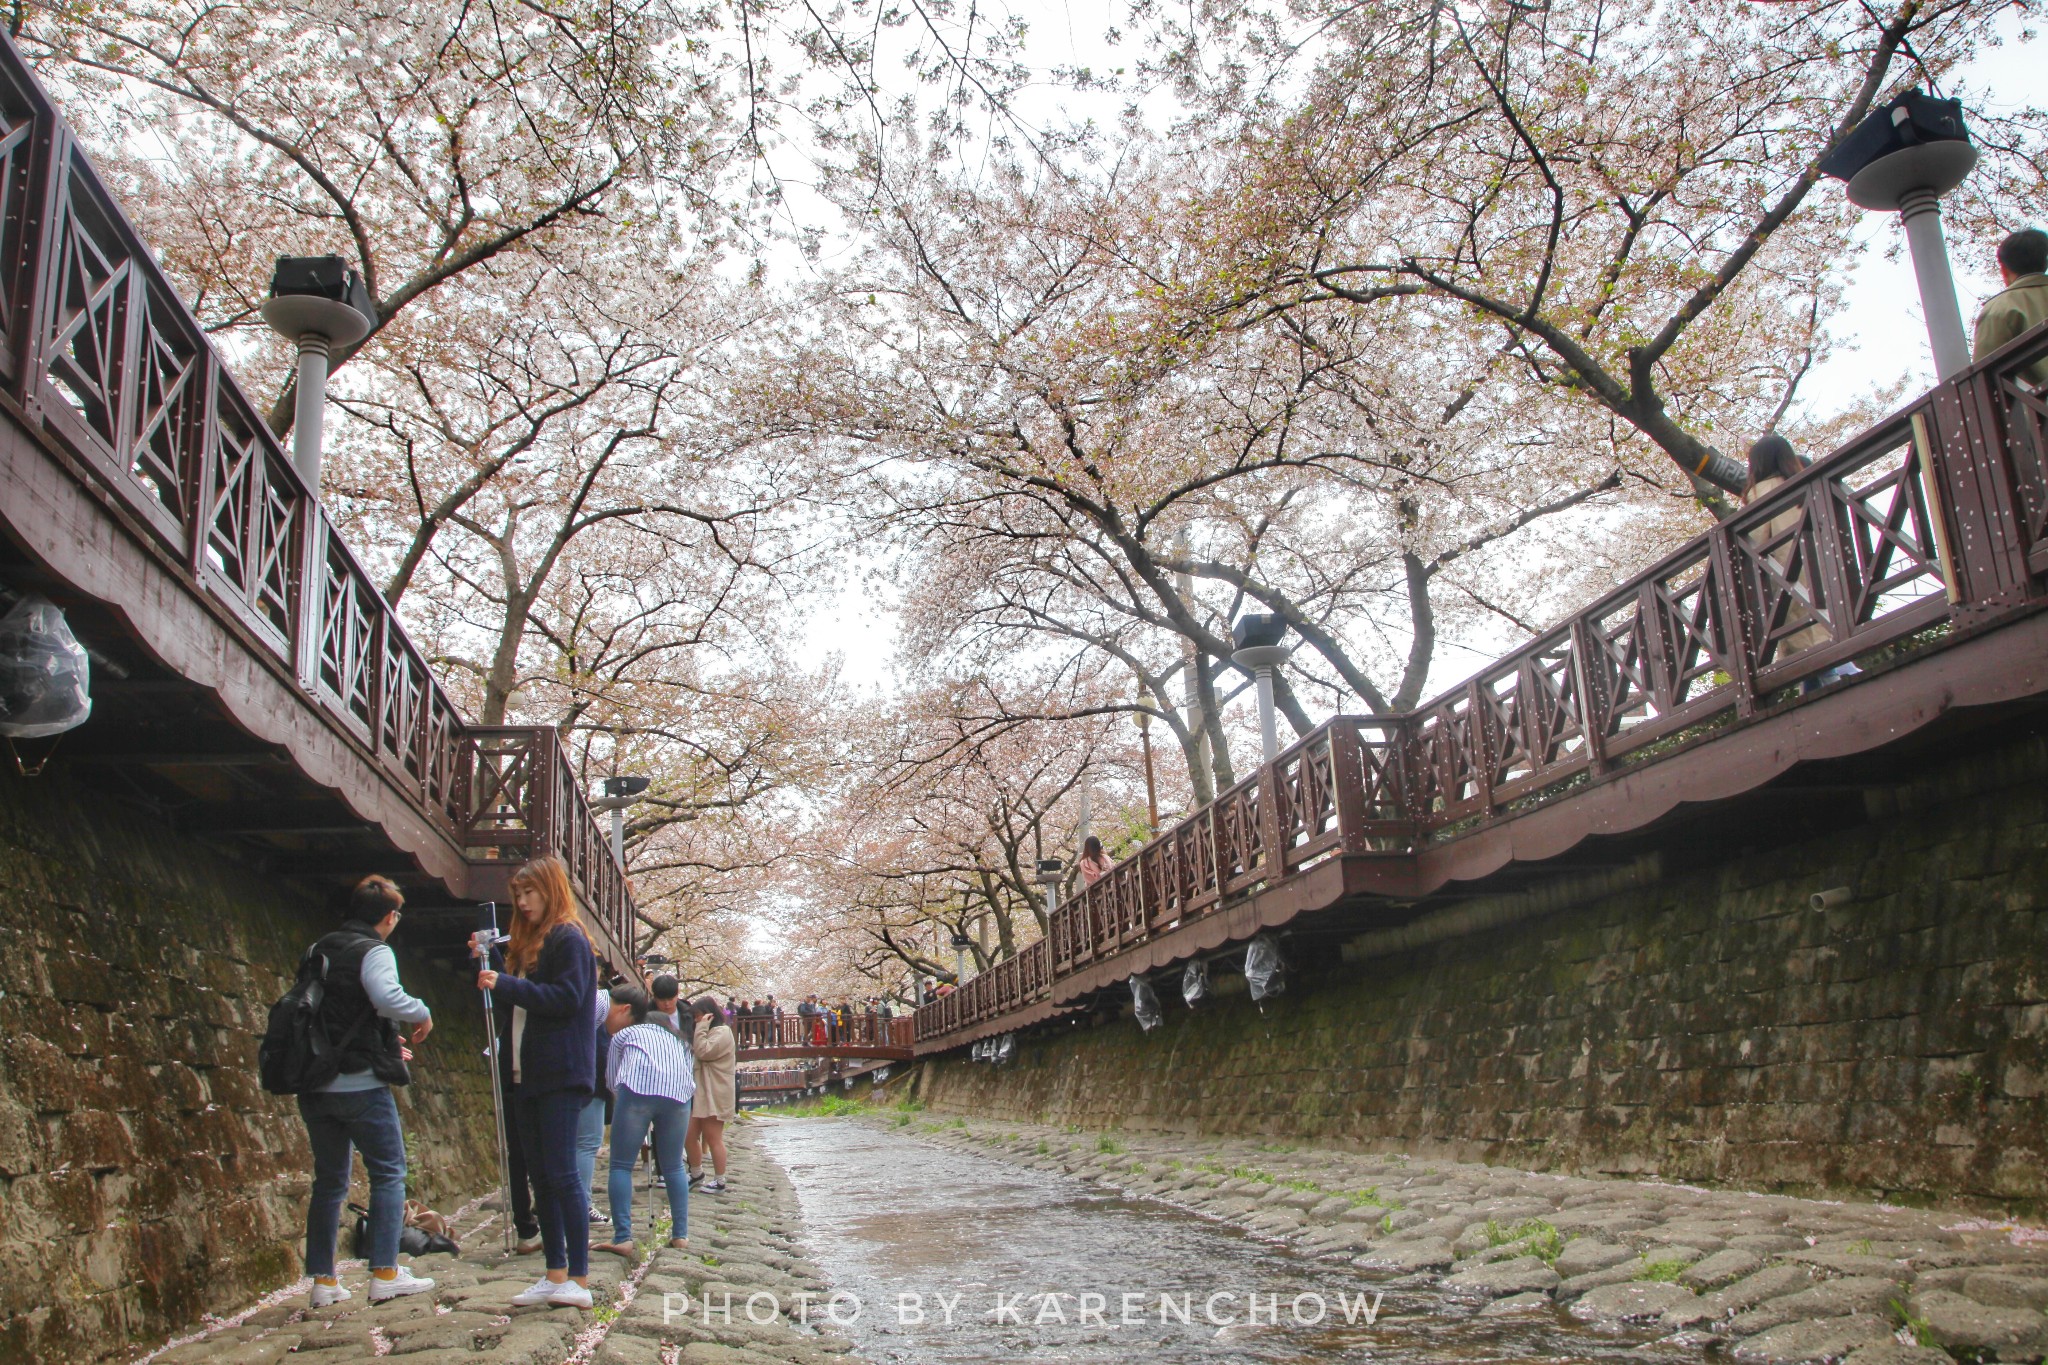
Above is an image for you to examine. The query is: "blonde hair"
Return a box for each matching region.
[505,855,583,975]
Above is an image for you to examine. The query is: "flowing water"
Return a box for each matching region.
[754,1119,1693,1365]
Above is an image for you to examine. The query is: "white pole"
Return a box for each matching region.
[610,806,625,868]
[292,336,330,491]
[1254,665,1279,764]
[1898,186,1972,379]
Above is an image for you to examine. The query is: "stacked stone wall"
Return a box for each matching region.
[0,767,496,1364]
[916,730,2048,1213]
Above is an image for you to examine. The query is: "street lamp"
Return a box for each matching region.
[1820,90,1978,379]
[593,774,650,868]
[261,256,376,492]
[1230,613,1291,765]
[1035,857,1064,917]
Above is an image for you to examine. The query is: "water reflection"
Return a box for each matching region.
[753,1119,1680,1364]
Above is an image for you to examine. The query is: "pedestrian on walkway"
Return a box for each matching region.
[1079,835,1113,887]
[594,984,694,1257]
[476,855,597,1309]
[1973,228,2048,386]
[686,997,736,1193]
[1741,434,1858,692]
[298,875,436,1308]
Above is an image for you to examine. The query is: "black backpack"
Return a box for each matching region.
[258,946,374,1095]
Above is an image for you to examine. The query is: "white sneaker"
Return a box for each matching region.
[367,1267,435,1303]
[510,1276,560,1307]
[702,1178,727,1194]
[309,1279,351,1308]
[547,1280,594,1309]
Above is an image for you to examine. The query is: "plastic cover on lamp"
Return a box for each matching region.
[0,595,90,738]
[1182,959,1210,1009]
[1245,935,1286,1004]
[1130,974,1162,1031]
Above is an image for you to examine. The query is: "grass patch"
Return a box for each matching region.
[1635,1259,1689,1283]
[1891,1297,1938,1349]
[1379,1212,1396,1235]
[893,1112,913,1127]
[1036,1138,1050,1155]
[1846,1238,1874,1256]
[700,1254,722,1267]
[1344,1186,1387,1208]
[1164,1159,1183,1172]
[951,1117,967,1129]
[1486,1219,1564,1266]
[1096,1135,1125,1155]
[1229,1165,1277,1184]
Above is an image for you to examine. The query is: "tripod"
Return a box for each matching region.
[475,906,515,1254]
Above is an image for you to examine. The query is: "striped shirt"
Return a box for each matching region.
[607,1022,696,1105]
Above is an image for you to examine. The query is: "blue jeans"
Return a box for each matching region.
[515,1088,591,1277]
[609,1087,690,1243]
[575,1095,607,1212]
[299,1087,406,1274]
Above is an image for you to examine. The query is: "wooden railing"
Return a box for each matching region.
[916,319,2048,1047]
[0,34,633,955]
[733,1013,916,1056]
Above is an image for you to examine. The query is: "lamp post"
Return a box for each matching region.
[1035,857,1064,918]
[1134,686,1160,834]
[592,773,650,868]
[260,256,376,492]
[1230,613,1291,765]
[1820,90,1979,379]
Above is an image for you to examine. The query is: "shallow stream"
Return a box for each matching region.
[753,1118,1689,1364]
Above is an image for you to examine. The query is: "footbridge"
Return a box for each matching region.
[911,321,2048,1054]
[0,36,635,967]
[734,1015,915,1063]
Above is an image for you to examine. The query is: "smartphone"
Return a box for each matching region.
[472,901,510,958]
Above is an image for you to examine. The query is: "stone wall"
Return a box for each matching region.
[914,730,2048,1215]
[0,766,498,1365]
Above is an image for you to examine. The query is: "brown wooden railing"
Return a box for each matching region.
[733,1013,915,1057]
[0,35,633,955]
[916,320,2048,1048]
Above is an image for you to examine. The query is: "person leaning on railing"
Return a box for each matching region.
[1741,434,1860,695]
[1974,229,2048,387]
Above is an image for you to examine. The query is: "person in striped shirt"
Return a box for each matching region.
[593,984,694,1255]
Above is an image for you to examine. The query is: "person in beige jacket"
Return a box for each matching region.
[1741,434,1858,693]
[1973,229,2048,388]
[685,998,735,1193]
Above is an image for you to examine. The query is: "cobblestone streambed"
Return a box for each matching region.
[129,1111,2048,1365]
[863,1110,2048,1365]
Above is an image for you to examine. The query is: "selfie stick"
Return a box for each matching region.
[475,902,514,1253]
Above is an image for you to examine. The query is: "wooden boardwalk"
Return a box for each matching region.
[913,318,2048,1054]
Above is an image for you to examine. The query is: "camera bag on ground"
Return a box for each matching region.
[351,1202,460,1257]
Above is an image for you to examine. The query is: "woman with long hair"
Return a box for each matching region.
[475,855,596,1308]
[685,997,736,1194]
[1078,835,1113,887]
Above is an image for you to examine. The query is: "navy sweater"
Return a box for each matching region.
[492,924,596,1095]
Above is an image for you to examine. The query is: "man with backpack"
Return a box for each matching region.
[291,876,436,1306]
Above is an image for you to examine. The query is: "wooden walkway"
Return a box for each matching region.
[0,35,633,965]
[913,319,2048,1054]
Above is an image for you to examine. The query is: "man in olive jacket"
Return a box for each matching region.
[1973,228,2048,387]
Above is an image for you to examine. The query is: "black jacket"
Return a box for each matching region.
[313,922,409,1087]
[491,924,596,1095]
